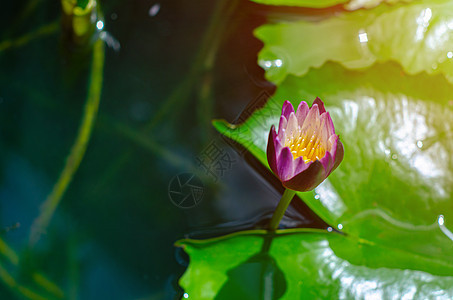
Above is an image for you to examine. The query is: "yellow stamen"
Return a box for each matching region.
[285,128,326,163]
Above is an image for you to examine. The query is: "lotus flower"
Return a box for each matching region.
[267,98,344,192]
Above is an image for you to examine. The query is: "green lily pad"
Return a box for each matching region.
[249,0,414,10]
[256,0,453,84]
[249,0,349,8]
[177,229,453,299]
[213,61,453,261]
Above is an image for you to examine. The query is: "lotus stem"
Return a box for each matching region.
[268,189,296,230]
[29,38,105,246]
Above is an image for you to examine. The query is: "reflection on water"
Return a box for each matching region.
[216,233,287,300]
[148,4,161,17]
[358,31,368,43]
[415,8,432,41]
[438,215,453,242]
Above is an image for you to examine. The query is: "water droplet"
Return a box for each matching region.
[337,224,343,230]
[417,140,423,148]
[438,215,445,226]
[432,63,438,70]
[263,61,272,68]
[391,154,398,160]
[448,52,453,59]
[314,194,320,200]
[327,227,333,232]
[358,32,368,43]
[183,293,189,299]
[149,3,161,17]
[274,59,283,67]
[96,20,104,30]
[110,13,118,20]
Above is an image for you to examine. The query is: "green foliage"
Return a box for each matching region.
[179,0,453,297]
[249,0,415,10]
[177,229,453,299]
[249,0,348,8]
[77,0,90,9]
[256,0,453,84]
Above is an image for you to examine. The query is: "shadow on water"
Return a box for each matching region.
[216,232,287,300]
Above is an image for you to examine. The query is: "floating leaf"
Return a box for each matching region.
[249,0,414,9]
[177,229,453,299]
[249,0,348,8]
[256,0,453,84]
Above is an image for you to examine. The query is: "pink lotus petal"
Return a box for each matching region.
[283,160,324,191]
[277,147,294,181]
[274,136,284,157]
[319,151,333,174]
[277,116,287,140]
[266,98,344,192]
[328,135,339,156]
[319,113,332,145]
[295,101,309,125]
[301,104,320,137]
[278,115,287,132]
[332,139,344,172]
[286,112,299,142]
[281,101,294,120]
[293,155,311,175]
[313,97,326,114]
[266,125,279,175]
[323,112,336,136]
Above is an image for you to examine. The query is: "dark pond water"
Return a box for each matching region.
[0,1,327,299]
